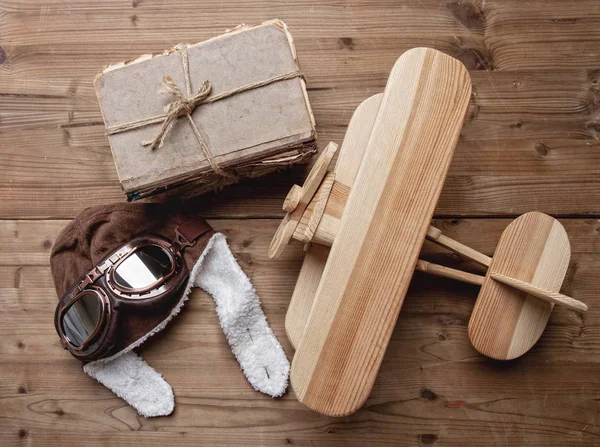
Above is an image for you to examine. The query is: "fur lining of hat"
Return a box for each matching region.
[84,233,290,417]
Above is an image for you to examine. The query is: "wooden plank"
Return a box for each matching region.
[0,219,598,444]
[0,2,484,45]
[3,36,600,100]
[3,43,600,97]
[0,265,54,288]
[3,69,599,139]
[2,1,600,72]
[0,219,598,304]
[291,48,472,416]
[2,217,597,263]
[2,135,599,219]
[1,276,600,395]
[3,58,600,219]
[2,283,600,442]
[2,380,599,447]
[2,263,599,370]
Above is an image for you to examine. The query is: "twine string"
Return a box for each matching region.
[105,43,304,177]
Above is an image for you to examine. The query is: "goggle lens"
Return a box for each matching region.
[113,245,173,291]
[62,292,102,347]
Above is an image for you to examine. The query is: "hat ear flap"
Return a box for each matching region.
[83,351,174,418]
[191,233,290,397]
[82,232,289,417]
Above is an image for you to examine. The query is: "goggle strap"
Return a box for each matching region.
[171,219,213,252]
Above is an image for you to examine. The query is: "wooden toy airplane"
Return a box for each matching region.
[269,48,588,417]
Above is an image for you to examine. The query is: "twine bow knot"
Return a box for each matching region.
[142,76,212,151]
[104,43,305,177]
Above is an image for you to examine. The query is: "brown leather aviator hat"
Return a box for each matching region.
[51,202,289,417]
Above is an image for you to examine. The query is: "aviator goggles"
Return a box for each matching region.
[54,220,212,361]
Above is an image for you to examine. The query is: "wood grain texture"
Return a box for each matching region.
[285,94,382,348]
[285,90,499,350]
[426,226,492,267]
[415,259,484,287]
[285,91,493,350]
[284,243,329,349]
[291,48,472,416]
[491,273,588,313]
[3,1,600,219]
[2,0,600,444]
[268,141,337,258]
[0,218,598,445]
[1,129,599,219]
[469,212,571,360]
[292,171,335,244]
[289,198,586,346]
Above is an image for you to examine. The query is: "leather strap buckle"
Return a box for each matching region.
[171,220,212,252]
[171,228,196,252]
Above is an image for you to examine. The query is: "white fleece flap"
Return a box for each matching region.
[83,232,289,418]
[193,233,290,397]
[84,351,174,418]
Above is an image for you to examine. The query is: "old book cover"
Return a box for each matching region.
[95,20,316,200]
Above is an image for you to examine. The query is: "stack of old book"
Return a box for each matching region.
[95,20,317,201]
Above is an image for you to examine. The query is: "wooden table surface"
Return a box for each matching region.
[1,1,599,446]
